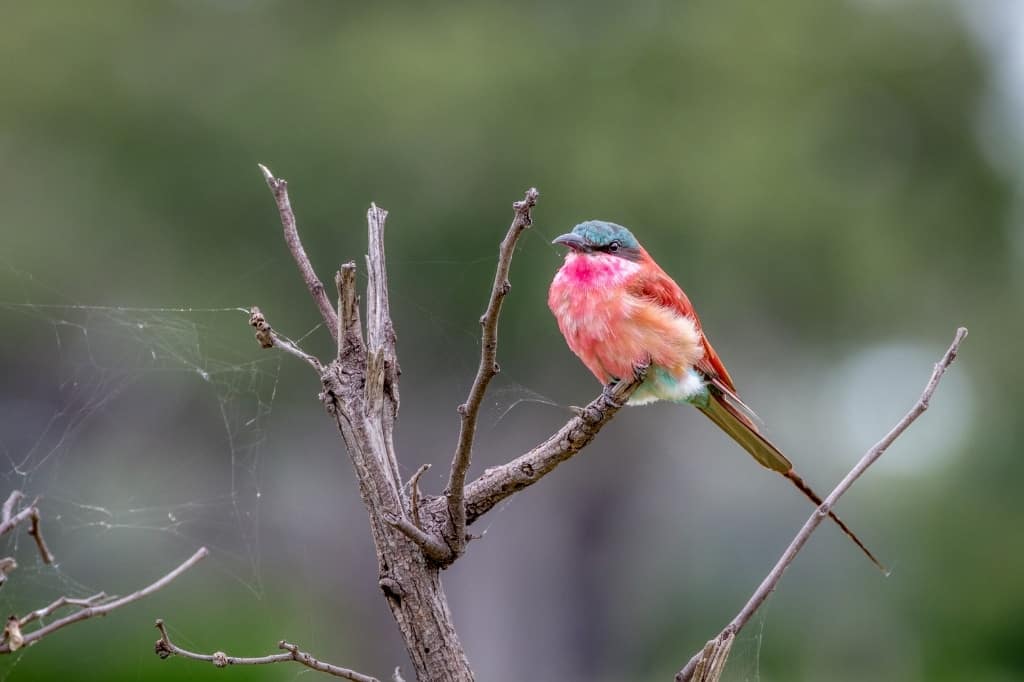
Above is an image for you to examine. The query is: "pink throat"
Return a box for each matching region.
[555,253,640,287]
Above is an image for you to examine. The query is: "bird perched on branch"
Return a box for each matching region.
[548,220,883,570]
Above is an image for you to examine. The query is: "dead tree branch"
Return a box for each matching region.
[445,188,539,558]
[258,163,339,343]
[0,547,208,653]
[0,492,53,566]
[155,619,380,682]
[674,327,968,682]
[422,373,644,528]
[18,592,110,628]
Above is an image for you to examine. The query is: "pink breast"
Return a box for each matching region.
[549,255,641,382]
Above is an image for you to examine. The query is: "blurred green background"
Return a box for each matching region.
[1,1,1021,681]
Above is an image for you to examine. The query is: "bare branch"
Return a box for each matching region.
[0,547,208,653]
[18,592,110,628]
[384,514,453,564]
[258,164,339,343]
[422,370,644,528]
[154,619,380,682]
[446,187,539,556]
[0,494,54,565]
[27,509,54,564]
[249,306,324,373]
[675,327,968,682]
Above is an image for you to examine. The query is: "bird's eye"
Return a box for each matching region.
[607,240,620,252]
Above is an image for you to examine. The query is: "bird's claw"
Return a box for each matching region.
[601,381,624,407]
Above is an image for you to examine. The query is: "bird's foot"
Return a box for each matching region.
[632,360,651,382]
[601,381,624,407]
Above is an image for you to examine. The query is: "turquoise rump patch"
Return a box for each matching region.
[628,365,709,407]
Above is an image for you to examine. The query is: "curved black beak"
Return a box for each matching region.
[552,233,587,251]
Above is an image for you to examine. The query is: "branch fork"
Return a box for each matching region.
[444,187,538,559]
[1,546,207,654]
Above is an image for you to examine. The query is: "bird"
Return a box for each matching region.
[548,219,883,570]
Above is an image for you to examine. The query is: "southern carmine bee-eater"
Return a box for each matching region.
[548,220,883,570]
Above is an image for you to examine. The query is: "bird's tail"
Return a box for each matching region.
[696,391,886,572]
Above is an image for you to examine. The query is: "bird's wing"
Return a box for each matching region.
[626,261,738,393]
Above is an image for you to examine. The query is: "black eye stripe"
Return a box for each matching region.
[595,241,641,261]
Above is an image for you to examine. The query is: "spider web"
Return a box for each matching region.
[0,262,285,613]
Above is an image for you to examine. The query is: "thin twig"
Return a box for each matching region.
[154,619,380,682]
[675,327,968,682]
[258,164,339,344]
[446,188,539,556]
[18,593,110,628]
[249,307,323,373]
[27,508,54,564]
[0,547,209,654]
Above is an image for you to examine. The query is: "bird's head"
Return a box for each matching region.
[552,220,642,261]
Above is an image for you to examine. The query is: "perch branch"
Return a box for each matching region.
[423,371,644,528]
[0,547,208,653]
[446,187,539,555]
[249,307,323,372]
[258,163,339,343]
[675,327,968,682]
[154,619,380,682]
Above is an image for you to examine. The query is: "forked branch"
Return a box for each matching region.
[155,619,380,682]
[446,188,539,556]
[0,492,53,566]
[674,327,969,682]
[1,547,208,653]
[424,370,646,529]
